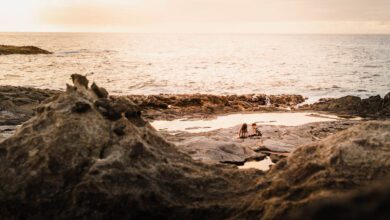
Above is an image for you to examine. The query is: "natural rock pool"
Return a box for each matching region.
[151,112,356,133]
[238,157,274,171]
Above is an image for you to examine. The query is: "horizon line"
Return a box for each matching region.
[1,31,390,35]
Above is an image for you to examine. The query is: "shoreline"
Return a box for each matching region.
[0,75,389,219]
[0,84,382,167]
[1,85,388,124]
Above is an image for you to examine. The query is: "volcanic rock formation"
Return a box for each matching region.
[0,75,263,219]
[0,74,389,219]
[301,93,390,118]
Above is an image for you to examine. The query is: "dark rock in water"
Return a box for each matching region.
[302,92,390,118]
[127,93,306,120]
[91,82,108,98]
[0,45,52,55]
[72,101,91,113]
[71,74,89,89]
[360,95,383,116]
[175,97,203,107]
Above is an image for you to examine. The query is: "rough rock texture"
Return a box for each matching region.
[163,120,359,164]
[0,75,389,219]
[0,86,59,125]
[0,86,306,123]
[0,75,264,219]
[0,45,52,55]
[289,178,390,220]
[256,120,390,219]
[301,93,390,118]
[128,94,306,120]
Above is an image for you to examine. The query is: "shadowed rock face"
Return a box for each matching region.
[128,94,306,120]
[289,177,390,220]
[256,120,390,219]
[289,179,390,220]
[0,75,389,219]
[0,75,264,219]
[0,45,51,55]
[0,86,59,126]
[301,93,390,118]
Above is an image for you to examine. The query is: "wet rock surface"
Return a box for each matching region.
[161,120,359,165]
[0,45,52,55]
[301,93,390,118]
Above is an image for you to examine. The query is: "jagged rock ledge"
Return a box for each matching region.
[0,86,59,126]
[127,94,305,120]
[0,45,52,55]
[300,93,390,118]
[0,85,306,124]
[0,75,389,219]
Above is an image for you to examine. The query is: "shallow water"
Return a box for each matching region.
[0,33,389,102]
[151,112,348,133]
[238,157,274,171]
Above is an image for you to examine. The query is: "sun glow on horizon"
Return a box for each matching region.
[1,0,390,34]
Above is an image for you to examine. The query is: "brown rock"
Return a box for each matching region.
[72,101,91,113]
[91,82,108,98]
[302,92,390,118]
[0,45,51,55]
[0,75,263,219]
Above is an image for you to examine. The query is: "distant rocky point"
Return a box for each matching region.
[301,93,390,118]
[0,45,51,55]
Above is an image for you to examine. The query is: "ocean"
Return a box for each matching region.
[0,33,389,102]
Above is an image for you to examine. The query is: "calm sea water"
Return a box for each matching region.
[0,33,389,102]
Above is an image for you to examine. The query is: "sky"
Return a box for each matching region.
[1,0,390,33]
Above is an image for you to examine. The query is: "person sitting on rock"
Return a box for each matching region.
[249,123,262,138]
[239,123,248,138]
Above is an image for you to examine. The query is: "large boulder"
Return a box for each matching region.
[0,75,263,219]
[255,120,390,219]
[0,74,389,219]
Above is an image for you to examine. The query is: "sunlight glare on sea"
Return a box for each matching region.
[0,33,389,102]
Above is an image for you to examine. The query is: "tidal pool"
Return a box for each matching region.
[238,157,274,171]
[151,112,352,133]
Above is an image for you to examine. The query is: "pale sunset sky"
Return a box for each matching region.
[1,0,390,33]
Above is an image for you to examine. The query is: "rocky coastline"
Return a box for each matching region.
[0,76,389,219]
[0,45,52,55]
